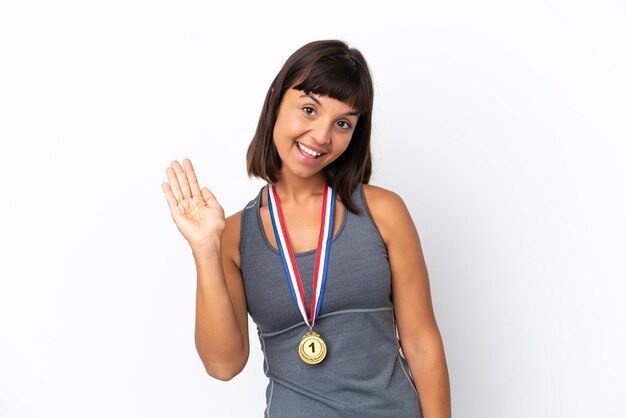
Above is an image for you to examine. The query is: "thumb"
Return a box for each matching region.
[201,187,217,206]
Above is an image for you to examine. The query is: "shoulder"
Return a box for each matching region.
[362,184,411,221]
[224,210,243,233]
[361,184,414,245]
[222,210,243,268]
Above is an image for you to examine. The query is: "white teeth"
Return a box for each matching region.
[297,142,322,157]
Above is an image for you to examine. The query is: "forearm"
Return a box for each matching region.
[404,337,452,418]
[192,241,246,380]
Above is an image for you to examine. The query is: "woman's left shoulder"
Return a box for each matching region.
[361,183,410,216]
[361,184,414,243]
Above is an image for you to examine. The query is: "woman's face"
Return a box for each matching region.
[273,87,359,180]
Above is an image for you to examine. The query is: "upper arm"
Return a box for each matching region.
[362,185,442,356]
[221,210,250,365]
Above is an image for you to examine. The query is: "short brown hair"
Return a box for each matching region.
[246,39,374,214]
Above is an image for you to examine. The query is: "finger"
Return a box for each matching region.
[182,158,202,198]
[161,182,181,214]
[172,160,192,200]
[165,165,183,202]
[201,187,218,207]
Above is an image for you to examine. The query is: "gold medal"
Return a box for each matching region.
[267,183,335,366]
[298,331,327,364]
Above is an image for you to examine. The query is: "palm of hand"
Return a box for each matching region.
[162,158,226,248]
[174,193,225,244]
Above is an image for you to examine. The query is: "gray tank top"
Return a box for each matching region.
[240,183,423,418]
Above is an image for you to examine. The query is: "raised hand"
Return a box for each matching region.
[161,158,226,249]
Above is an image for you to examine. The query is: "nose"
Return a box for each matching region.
[310,120,332,145]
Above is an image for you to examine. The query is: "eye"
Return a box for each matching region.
[302,106,316,116]
[337,120,353,130]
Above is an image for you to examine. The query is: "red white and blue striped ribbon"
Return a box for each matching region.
[267,183,336,328]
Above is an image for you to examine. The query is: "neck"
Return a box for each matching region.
[273,171,327,205]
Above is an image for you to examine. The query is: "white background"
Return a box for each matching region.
[1,1,624,417]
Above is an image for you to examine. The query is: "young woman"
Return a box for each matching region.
[162,40,451,418]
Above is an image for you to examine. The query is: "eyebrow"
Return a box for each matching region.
[300,93,360,117]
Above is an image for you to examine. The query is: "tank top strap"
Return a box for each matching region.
[239,182,384,258]
[347,183,387,247]
[239,186,265,257]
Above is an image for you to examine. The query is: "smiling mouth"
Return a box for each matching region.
[296,142,324,158]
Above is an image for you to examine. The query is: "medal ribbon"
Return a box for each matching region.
[267,182,335,328]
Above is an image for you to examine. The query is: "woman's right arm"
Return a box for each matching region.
[162,159,249,381]
[192,212,249,381]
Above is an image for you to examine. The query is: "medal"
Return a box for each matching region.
[267,182,336,364]
[298,331,327,364]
